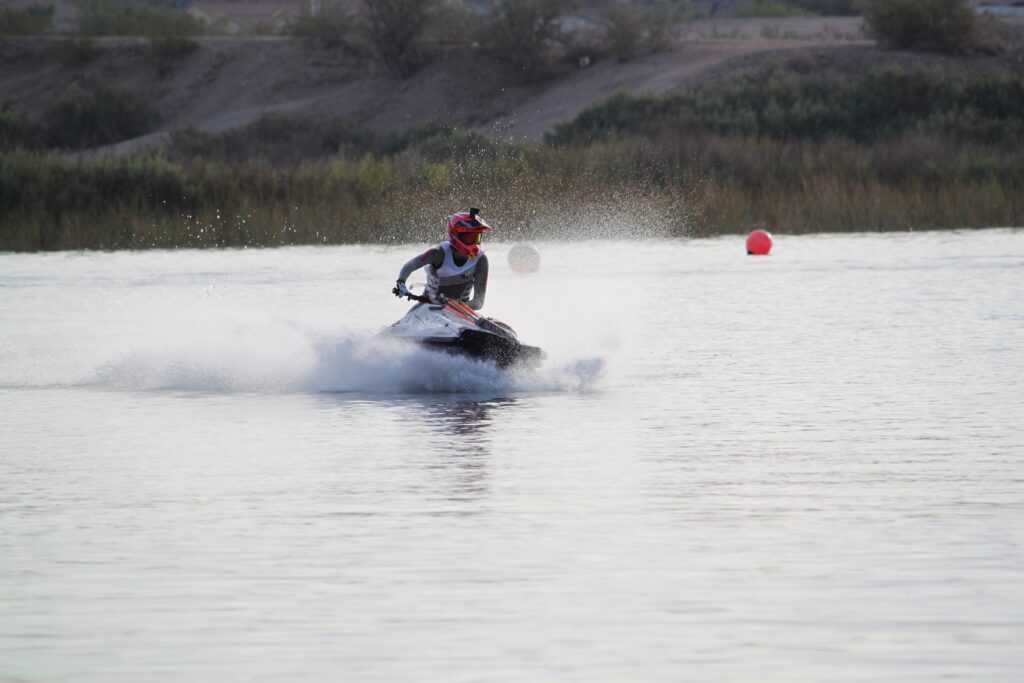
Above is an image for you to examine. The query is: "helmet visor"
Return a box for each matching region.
[457,231,483,246]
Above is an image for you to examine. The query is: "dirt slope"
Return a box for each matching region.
[0,17,883,152]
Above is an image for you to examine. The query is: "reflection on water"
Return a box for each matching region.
[426,398,511,442]
[422,398,516,503]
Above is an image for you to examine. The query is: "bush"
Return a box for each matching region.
[605,5,645,61]
[861,0,977,53]
[546,65,1024,146]
[52,38,107,66]
[147,35,199,77]
[605,3,676,62]
[0,4,54,35]
[486,0,574,81]
[361,0,440,78]
[0,103,45,151]
[75,0,206,37]
[289,2,353,48]
[421,0,473,46]
[43,81,159,150]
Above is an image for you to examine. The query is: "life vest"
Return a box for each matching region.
[426,241,481,303]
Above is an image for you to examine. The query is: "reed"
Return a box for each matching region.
[2,122,1021,251]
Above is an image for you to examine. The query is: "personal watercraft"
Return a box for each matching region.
[384,291,545,368]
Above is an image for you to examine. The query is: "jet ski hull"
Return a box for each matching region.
[421,329,546,367]
[384,299,545,368]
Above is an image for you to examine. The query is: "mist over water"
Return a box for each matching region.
[2,231,1023,682]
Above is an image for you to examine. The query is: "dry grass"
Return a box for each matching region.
[2,125,1022,251]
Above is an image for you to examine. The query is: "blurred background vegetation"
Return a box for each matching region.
[1,0,1022,250]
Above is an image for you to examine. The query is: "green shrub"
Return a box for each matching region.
[43,81,159,149]
[75,0,206,37]
[0,4,54,35]
[547,66,1024,146]
[861,0,976,53]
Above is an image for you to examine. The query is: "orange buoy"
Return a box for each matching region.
[746,229,773,256]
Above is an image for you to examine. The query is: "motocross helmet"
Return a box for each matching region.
[447,208,490,258]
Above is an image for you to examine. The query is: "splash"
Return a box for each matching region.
[310,335,603,394]
[84,323,605,395]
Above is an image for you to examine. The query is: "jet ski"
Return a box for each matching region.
[384,291,545,368]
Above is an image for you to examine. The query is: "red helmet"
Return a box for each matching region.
[447,208,490,258]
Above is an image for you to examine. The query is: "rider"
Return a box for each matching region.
[393,208,490,310]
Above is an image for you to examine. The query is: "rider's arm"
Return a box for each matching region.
[466,253,489,311]
[397,248,444,283]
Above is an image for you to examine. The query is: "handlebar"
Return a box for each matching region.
[392,286,447,304]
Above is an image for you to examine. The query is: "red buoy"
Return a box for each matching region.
[746,229,773,255]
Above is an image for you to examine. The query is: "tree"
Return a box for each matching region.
[291,0,353,48]
[861,0,977,54]
[605,2,678,62]
[0,4,54,35]
[487,0,575,81]
[361,0,439,78]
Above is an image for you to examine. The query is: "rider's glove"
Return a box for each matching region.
[393,280,410,298]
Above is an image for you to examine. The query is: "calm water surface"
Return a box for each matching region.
[2,231,1023,682]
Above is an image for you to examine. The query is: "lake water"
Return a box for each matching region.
[2,230,1023,682]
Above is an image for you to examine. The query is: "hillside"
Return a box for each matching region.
[0,16,881,153]
[5,12,1024,155]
